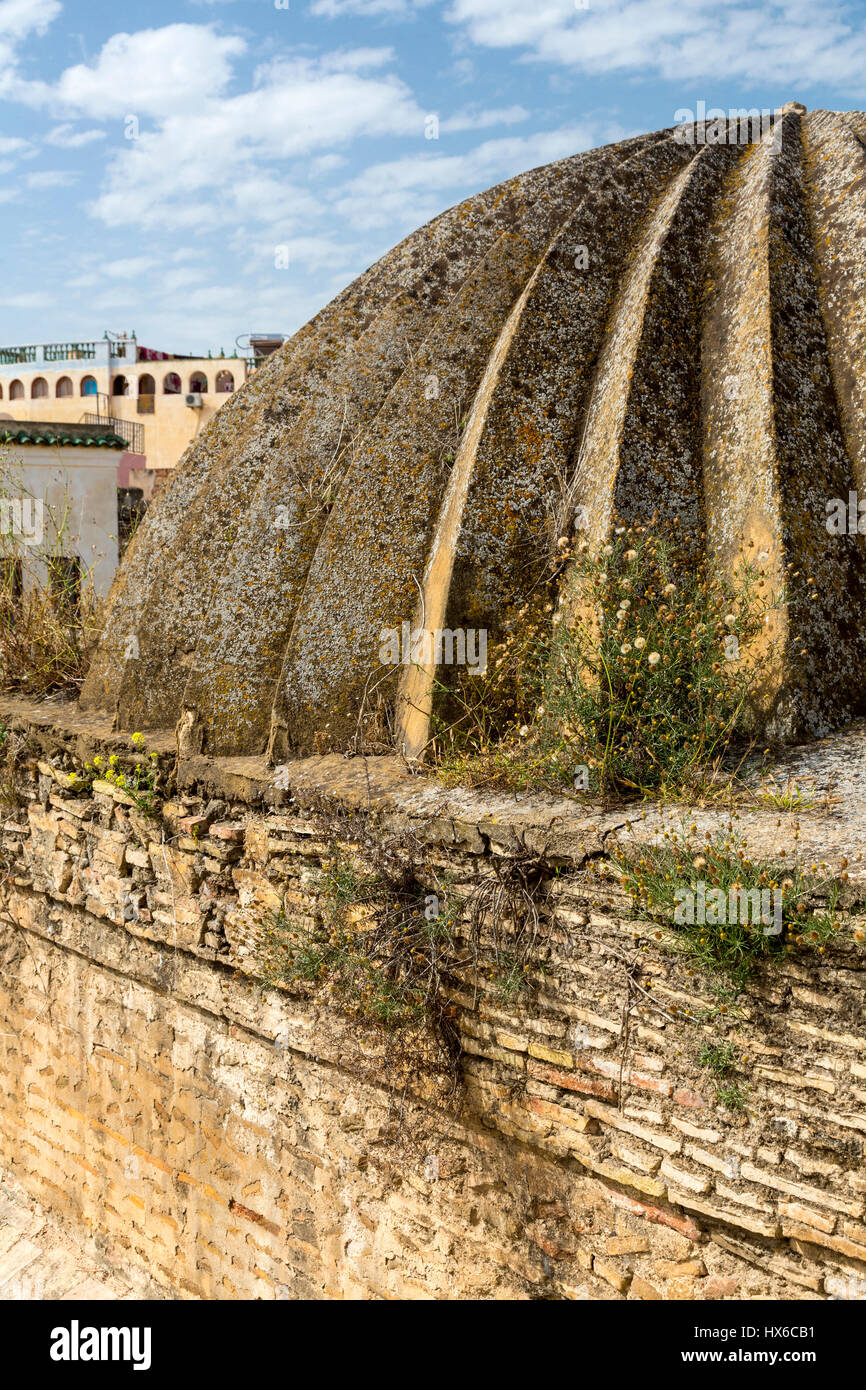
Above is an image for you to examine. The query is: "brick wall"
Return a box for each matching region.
[1,700,865,1299]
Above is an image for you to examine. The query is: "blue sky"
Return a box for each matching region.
[0,0,864,355]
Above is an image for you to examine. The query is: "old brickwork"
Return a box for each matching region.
[1,700,865,1300]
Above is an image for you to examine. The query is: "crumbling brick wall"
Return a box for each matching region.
[0,698,865,1300]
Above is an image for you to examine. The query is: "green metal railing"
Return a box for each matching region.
[83,413,145,456]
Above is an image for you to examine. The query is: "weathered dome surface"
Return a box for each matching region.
[81,106,866,757]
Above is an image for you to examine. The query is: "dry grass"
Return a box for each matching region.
[0,475,103,698]
[432,515,783,802]
[0,580,101,698]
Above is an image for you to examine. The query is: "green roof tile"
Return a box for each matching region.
[0,423,126,450]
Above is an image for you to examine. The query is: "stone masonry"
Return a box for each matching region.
[1,696,865,1299]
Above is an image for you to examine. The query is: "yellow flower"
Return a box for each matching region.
[131,731,145,747]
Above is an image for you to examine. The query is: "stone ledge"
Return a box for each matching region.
[6,695,866,883]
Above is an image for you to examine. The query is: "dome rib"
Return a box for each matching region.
[567,145,729,556]
[701,109,866,739]
[396,135,706,758]
[395,246,549,759]
[801,112,866,494]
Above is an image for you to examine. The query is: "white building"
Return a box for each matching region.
[0,332,284,498]
[0,421,126,599]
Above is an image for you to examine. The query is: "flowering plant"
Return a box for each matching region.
[543,517,779,795]
[434,514,781,800]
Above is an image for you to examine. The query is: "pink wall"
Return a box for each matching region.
[117,451,146,487]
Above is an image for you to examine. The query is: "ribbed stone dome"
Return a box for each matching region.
[81,105,866,759]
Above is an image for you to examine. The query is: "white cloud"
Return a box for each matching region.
[309,152,348,176]
[26,168,77,187]
[234,230,357,275]
[439,104,528,133]
[82,47,425,231]
[445,0,866,92]
[103,256,156,279]
[310,0,433,17]
[0,0,59,100]
[53,35,533,239]
[50,24,245,118]
[228,172,322,217]
[0,0,59,40]
[0,289,53,308]
[333,120,624,228]
[45,122,106,147]
[449,57,476,86]
[0,132,28,154]
[155,265,208,294]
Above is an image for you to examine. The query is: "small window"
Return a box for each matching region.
[215,370,234,393]
[138,374,155,395]
[189,372,208,394]
[81,376,97,396]
[56,376,73,397]
[164,372,182,394]
[112,375,129,397]
[31,377,48,398]
[10,379,24,399]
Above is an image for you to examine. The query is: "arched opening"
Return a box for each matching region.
[81,376,98,396]
[112,375,129,397]
[56,377,73,397]
[31,377,48,398]
[0,384,4,399]
[189,371,208,394]
[163,372,182,394]
[137,372,156,416]
[215,370,234,393]
[10,380,24,400]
